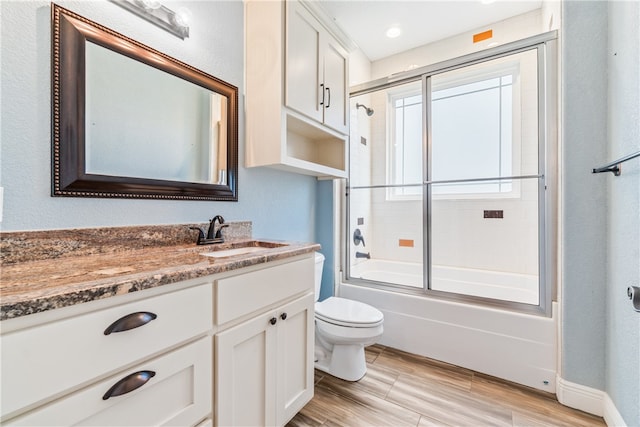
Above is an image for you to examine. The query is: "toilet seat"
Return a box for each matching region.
[315,297,384,328]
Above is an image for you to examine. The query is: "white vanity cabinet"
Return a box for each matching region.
[0,282,214,426]
[0,252,316,426]
[214,257,315,427]
[245,0,349,178]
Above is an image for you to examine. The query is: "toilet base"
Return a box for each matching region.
[315,343,367,382]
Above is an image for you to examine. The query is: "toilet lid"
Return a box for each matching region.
[315,297,383,327]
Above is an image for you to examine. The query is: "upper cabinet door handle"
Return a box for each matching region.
[104,312,157,335]
[102,370,156,400]
[319,83,325,106]
[325,87,331,108]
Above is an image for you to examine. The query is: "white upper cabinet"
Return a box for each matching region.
[321,37,348,133]
[286,2,348,134]
[245,0,349,178]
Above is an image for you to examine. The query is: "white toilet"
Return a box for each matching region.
[313,252,384,381]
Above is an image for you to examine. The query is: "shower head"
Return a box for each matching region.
[356,103,374,117]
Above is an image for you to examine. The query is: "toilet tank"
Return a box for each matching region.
[314,252,325,301]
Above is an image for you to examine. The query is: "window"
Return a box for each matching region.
[388,66,520,199]
[389,91,423,198]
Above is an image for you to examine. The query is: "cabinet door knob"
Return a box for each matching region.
[319,83,325,106]
[102,370,156,400]
[280,312,287,321]
[104,312,157,335]
[269,317,277,325]
[325,87,331,108]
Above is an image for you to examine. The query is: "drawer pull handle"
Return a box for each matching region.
[269,317,277,325]
[280,312,287,321]
[104,312,157,335]
[102,370,156,400]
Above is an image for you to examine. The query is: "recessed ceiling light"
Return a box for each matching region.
[386,27,401,39]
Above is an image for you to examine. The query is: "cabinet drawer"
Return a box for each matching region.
[215,257,313,325]
[1,283,212,418]
[7,337,212,426]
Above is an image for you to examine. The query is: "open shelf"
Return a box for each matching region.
[284,114,347,177]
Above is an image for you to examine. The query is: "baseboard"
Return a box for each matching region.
[603,393,627,427]
[556,375,604,416]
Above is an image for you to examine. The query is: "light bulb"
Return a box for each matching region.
[140,0,162,10]
[174,7,191,27]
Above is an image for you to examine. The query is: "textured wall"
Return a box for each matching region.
[560,0,608,390]
[605,1,640,425]
[0,0,317,242]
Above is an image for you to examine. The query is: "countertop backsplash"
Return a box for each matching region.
[0,222,252,265]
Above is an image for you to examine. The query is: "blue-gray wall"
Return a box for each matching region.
[314,180,334,301]
[562,2,639,425]
[0,0,317,242]
[605,1,640,425]
[561,0,608,391]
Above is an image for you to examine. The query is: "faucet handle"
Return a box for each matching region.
[214,223,229,239]
[189,227,206,245]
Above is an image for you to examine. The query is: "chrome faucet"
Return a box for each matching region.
[190,215,229,245]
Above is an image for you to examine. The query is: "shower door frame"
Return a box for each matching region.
[343,31,558,316]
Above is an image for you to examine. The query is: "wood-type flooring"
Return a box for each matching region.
[287,345,605,427]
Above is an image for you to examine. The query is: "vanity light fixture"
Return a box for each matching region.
[110,0,190,39]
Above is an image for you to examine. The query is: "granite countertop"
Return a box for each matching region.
[0,224,320,321]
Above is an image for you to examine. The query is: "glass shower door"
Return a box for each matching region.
[348,81,424,289]
[427,48,542,305]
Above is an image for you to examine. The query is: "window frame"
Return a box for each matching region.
[386,62,522,201]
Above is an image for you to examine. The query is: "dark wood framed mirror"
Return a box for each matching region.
[52,4,238,201]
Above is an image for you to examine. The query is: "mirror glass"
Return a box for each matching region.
[52,4,238,201]
[85,42,228,185]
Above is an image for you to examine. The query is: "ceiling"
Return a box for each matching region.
[317,1,542,61]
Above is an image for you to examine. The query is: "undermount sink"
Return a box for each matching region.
[200,241,288,259]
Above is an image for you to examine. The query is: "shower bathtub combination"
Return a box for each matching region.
[350,258,539,305]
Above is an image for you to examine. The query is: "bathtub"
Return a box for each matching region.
[339,258,556,393]
[349,258,539,305]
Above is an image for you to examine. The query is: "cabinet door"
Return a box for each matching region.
[321,34,349,134]
[276,293,315,425]
[216,311,278,427]
[285,1,323,123]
